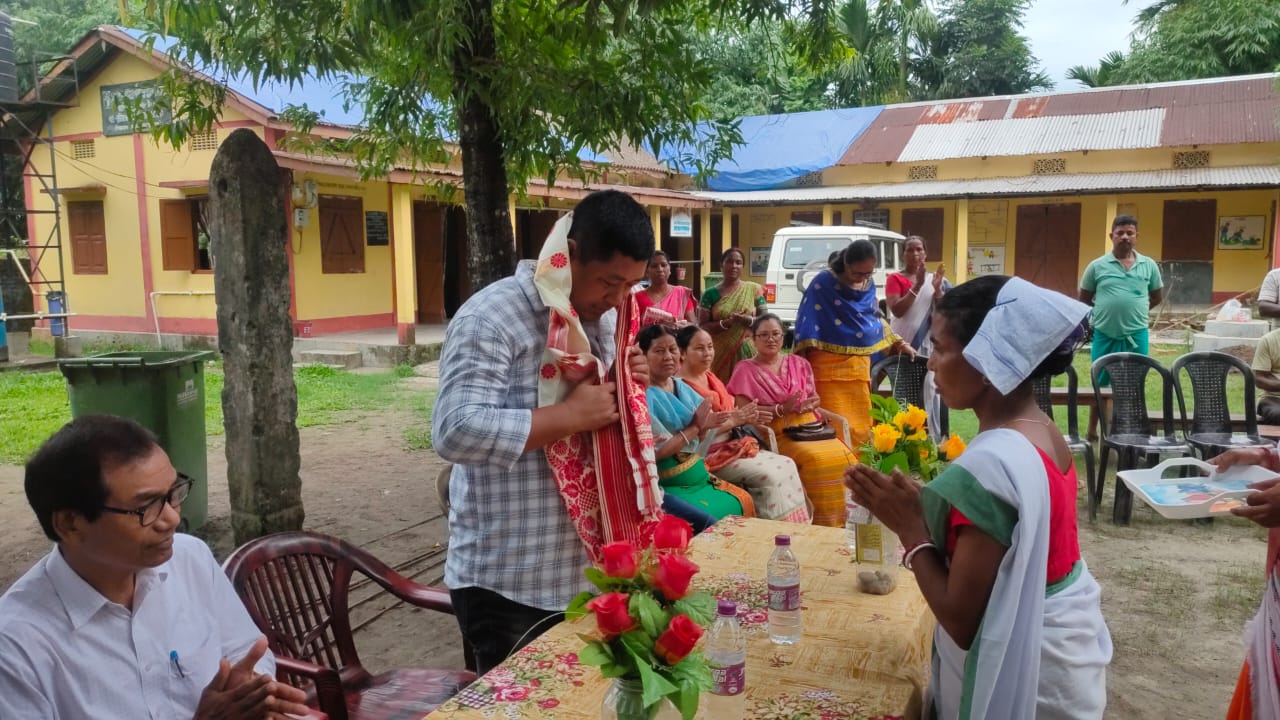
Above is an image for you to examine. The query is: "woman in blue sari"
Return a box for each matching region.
[639,324,754,521]
[793,240,913,449]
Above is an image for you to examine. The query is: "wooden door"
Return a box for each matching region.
[1014,203,1082,295]
[413,202,446,323]
[900,208,945,265]
[1162,200,1215,261]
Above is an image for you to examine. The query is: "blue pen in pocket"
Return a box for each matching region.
[170,650,186,678]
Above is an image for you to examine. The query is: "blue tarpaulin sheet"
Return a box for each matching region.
[661,106,884,191]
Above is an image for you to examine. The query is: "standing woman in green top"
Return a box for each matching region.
[1078,214,1164,437]
[700,247,767,382]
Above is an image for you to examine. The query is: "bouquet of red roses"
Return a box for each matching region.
[567,515,716,720]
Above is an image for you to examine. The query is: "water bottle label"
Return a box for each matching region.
[856,523,883,564]
[767,582,800,611]
[711,662,746,696]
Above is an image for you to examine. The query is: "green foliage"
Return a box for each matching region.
[1066,51,1127,89]
[1103,0,1280,84]
[920,0,1053,100]
[695,23,836,117]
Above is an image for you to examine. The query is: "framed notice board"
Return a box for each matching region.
[365,211,389,246]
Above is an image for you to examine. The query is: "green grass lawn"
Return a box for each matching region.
[0,363,427,465]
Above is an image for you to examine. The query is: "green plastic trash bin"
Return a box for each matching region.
[58,351,216,531]
[703,271,723,290]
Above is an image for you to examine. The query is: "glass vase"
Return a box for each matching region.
[601,677,681,720]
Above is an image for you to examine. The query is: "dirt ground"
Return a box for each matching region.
[0,379,1268,718]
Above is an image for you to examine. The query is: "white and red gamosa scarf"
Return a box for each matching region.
[534,213,664,562]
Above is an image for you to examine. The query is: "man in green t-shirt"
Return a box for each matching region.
[1079,214,1165,437]
[1251,328,1280,424]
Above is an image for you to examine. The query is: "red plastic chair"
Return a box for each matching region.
[222,531,477,720]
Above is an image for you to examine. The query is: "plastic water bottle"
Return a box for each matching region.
[703,599,747,719]
[767,534,802,644]
[845,489,871,553]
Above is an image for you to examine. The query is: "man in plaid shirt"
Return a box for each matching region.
[433,191,655,674]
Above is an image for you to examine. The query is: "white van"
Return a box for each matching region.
[763,225,907,329]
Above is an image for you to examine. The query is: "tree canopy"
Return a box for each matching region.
[1069,0,1280,87]
[134,0,841,291]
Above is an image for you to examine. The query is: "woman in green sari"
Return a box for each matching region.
[640,324,754,520]
[699,247,767,382]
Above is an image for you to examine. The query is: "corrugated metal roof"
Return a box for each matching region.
[898,108,1165,161]
[839,73,1280,166]
[692,165,1280,205]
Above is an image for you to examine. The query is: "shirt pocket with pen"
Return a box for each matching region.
[165,609,220,700]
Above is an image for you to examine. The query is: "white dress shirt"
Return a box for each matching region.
[0,533,273,719]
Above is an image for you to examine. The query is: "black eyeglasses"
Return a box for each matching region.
[100,475,194,527]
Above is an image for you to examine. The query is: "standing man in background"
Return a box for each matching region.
[1079,214,1164,439]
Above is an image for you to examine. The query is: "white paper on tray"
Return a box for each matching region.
[1117,457,1276,519]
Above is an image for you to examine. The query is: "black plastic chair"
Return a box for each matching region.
[1170,351,1271,459]
[870,354,949,439]
[1092,353,1194,525]
[1032,365,1098,521]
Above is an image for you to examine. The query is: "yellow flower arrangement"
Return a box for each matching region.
[860,396,965,481]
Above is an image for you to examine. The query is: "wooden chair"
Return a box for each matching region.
[223,531,477,720]
[1032,365,1098,520]
[1170,351,1272,459]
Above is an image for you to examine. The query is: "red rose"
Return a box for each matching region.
[653,614,704,665]
[585,592,635,637]
[652,514,694,553]
[600,542,639,579]
[651,552,699,600]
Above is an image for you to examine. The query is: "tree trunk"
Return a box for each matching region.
[452,0,516,294]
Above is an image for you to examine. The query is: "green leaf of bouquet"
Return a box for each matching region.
[578,640,614,667]
[566,591,594,620]
[878,451,910,474]
[584,567,613,592]
[671,651,714,692]
[671,593,716,626]
[600,660,631,678]
[620,629,656,664]
[671,684,702,720]
[631,652,678,708]
[631,592,668,639]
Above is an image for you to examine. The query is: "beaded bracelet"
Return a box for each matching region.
[901,540,937,571]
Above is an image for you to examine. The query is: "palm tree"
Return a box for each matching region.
[830,0,938,105]
[1066,51,1127,88]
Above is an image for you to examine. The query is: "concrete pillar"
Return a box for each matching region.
[822,204,834,226]
[508,195,518,245]
[1104,195,1119,253]
[721,208,733,253]
[208,128,304,543]
[391,185,417,345]
[650,206,662,247]
[700,210,713,286]
[955,199,970,284]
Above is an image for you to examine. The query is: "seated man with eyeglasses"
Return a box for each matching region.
[0,415,312,719]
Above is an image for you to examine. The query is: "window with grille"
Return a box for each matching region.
[71,140,95,159]
[1032,158,1067,175]
[1173,151,1210,169]
[907,165,938,181]
[189,130,219,151]
[793,171,823,188]
[854,209,889,229]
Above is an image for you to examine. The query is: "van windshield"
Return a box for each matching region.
[782,237,855,269]
[782,236,901,270]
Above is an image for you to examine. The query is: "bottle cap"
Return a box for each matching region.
[775,534,790,546]
[717,599,737,616]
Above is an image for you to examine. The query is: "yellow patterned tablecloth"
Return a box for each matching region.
[428,517,935,720]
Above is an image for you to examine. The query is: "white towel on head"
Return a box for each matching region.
[962,277,1090,395]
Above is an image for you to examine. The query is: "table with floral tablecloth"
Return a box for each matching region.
[427,517,936,720]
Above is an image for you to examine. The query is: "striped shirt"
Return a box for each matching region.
[435,261,616,610]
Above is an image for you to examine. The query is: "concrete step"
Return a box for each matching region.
[1203,319,1270,339]
[1191,334,1262,352]
[297,349,363,369]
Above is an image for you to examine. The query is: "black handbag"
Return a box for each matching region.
[782,420,837,442]
[730,424,766,445]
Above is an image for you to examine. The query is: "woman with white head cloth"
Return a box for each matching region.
[846,275,1112,720]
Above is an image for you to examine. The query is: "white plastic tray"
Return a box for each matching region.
[1117,457,1275,519]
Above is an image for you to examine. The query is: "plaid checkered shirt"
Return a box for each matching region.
[435,261,616,611]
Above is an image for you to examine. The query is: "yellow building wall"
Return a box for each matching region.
[290,173,394,321]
